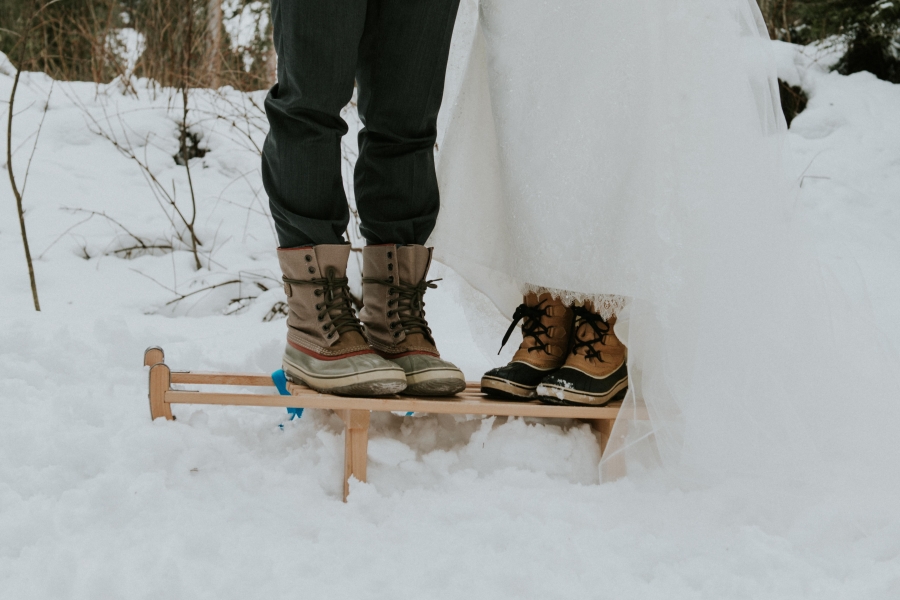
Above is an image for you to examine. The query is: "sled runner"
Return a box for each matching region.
[144,346,621,501]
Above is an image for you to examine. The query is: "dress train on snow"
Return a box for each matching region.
[431,0,900,486]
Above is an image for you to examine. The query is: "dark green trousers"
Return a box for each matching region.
[263,0,461,248]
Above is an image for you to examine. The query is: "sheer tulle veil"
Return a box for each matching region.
[432,0,900,486]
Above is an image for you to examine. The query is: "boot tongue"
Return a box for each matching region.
[311,245,366,347]
[394,246,438,353]
[314,244,351,277]
[397,245,432,285]
[277,244,351,281]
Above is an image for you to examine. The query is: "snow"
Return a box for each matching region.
[775,41,900,345]
[2,44,900,598]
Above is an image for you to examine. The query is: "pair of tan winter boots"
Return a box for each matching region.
[279,243,465,397]
[481,293,628,406]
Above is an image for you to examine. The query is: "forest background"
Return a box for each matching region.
[1,0,899,313]
[1,0,899,94]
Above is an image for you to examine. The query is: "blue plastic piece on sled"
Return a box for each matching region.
[272,369,303,420]
[272,369,290,395]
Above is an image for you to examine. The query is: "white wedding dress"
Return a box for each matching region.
[431,0,900,485]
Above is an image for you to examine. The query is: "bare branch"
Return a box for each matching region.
[60,206,151,248]
[6,67,41,311]
[21,80,54,197]
[164,278,241,305]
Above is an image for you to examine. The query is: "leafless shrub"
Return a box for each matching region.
[758,0,795,41]
[1,0,274,92]
[3,0,62,312]
[60,207,175,258]
[161,270,281,314]
[1,0,128,84]
[73,96,206,269]
[263,301,288,322]
[128,0,273,92]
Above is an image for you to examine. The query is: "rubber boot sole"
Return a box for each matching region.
[538,381,628,407]
[403,367,467,397]
[282,357,407,397]
[480,376,538,401]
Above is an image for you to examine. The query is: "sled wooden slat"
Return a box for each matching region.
[164,389,620,420]
[170,372,277,386]
[145,346,621,501]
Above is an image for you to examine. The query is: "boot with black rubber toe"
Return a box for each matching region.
[481,292,574,400]
[279,244,407,396]
[359,244,466,396]
[538,303,628,406]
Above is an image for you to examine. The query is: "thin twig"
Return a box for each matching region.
[112,244,174,257]
[36,211,95,259]
[6,67,40,311]
[165,279,241,305]
[129,266,178,294]
[180,85,202,269]
[20,80,53,197]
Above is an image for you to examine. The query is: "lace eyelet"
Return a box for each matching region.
[315,304,322,310]
[322,324,330,331]
[388,276,394,283]
[393,332,401,338]
[387,264,393,271]
[387,310,395,317]
[387,251,393,259]
[314,289,322,296]
[389,322,398,330]
[317,316,324,322]
[305,255,312,262]
[308,267,316,274]
[327,332,335,339]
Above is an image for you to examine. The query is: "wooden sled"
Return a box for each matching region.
[144,346,621,501]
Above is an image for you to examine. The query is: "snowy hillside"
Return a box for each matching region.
[2,43,900,598]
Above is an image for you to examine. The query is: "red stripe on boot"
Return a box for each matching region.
[375,349,440,359]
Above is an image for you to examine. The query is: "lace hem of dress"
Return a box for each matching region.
[520,284,628,320]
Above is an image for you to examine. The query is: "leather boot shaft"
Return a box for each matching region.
[537,301,629,406]
[565,302,627,375]
[511,293,574,370]
[359,244,440,356]
[481,292,574,400]
[278,245,370,357]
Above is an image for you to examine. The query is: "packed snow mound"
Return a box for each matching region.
[2,43,900,598]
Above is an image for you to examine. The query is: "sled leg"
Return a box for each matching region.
[590,418,614,455]
[338,409,370,502]
[148,362,175,421]
[591,418,627,480]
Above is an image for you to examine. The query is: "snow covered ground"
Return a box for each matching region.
[2,44,900,598]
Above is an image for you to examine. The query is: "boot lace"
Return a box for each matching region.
[363,276,439,344]
[284,268,363,340]
[498,300,553,355]
[571,305,610,363]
